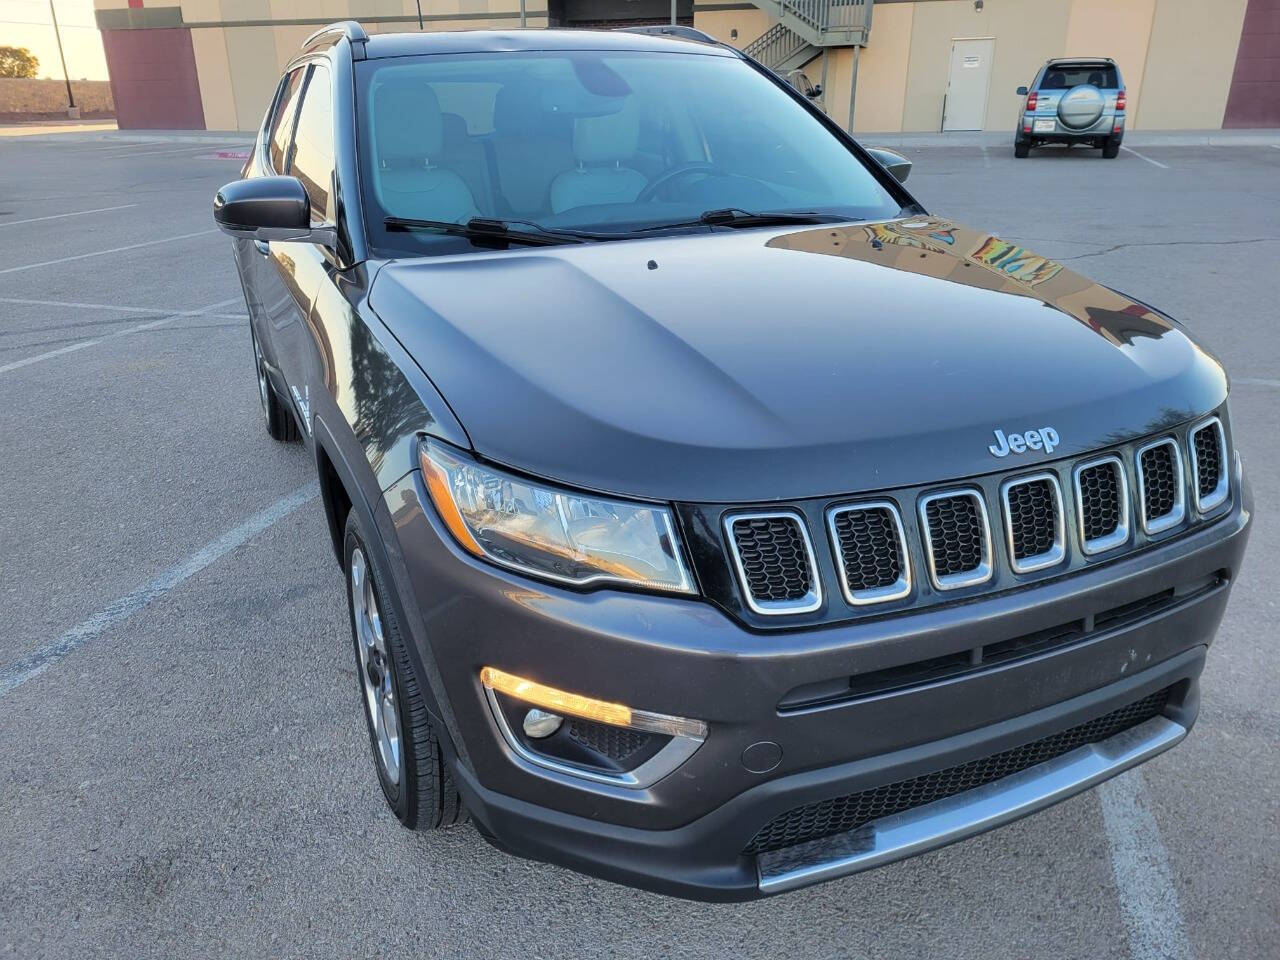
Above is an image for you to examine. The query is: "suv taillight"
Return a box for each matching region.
[1026,91,1038,112]
[1116,90,1126,112]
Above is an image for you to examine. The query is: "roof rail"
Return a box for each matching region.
[617,25,719,45]
[301,20,369,59]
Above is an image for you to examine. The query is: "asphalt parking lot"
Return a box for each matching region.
[1,131,1277,960]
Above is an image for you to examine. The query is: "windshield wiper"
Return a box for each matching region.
[384,216,592,246]
[633,209,853,233]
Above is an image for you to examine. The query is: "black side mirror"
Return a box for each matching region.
[213,176,335,247]
[1016,85,1029,96]
[865,146,912,184]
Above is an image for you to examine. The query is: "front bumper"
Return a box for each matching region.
[379,467,1250,900]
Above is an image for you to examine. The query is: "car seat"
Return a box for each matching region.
[487,85,574,217]
[549,103,648,214]
[372,82,477,224]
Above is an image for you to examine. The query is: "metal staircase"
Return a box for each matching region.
[741,0,872,74]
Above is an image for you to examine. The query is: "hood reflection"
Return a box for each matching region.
[768,216,1174,348]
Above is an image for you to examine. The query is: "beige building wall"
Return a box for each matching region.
[167,0,552,129]
[189,27,238,130]
[1137,0,1249,129]
[851,0,913,133]
[97,0,1254,133]
[694,6,773,50]
[900,0,1069,132]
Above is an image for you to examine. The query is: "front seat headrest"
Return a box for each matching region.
[572,103,640,164]
[373,81,444,160]
[493,84,545,137]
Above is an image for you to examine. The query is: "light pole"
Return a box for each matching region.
[49,0,77,117]
[671,0,676,24]
[520,0,526,28]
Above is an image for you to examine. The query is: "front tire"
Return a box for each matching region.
[344,509,465,830]
[251,329,299,442]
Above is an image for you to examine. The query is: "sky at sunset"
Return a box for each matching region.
[1,0,108,81]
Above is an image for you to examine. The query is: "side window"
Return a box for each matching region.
[291,64,335,224]
[268,68,307,173]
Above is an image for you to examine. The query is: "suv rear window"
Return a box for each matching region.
[1040,64,1118,89]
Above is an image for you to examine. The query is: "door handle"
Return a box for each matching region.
[254,239,270,256]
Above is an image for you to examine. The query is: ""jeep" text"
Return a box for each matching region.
[988,427,1059,457]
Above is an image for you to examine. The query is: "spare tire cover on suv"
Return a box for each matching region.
[1057,84,1104,129]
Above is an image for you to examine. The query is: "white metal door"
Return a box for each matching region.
[943,38,995,131]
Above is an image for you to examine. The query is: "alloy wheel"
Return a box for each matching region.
[253,336,270,420]
[350,547,402,785]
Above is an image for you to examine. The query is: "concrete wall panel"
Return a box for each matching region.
[1063,0,1155,127]
[1139,0,1250,128]
[224,24,282,131]
[852,0,913,133]
[693,8,773,48]
[1223,0,1280,127]
[901,0,1069,132]
[101,26,206,129]
[190,27,238,130]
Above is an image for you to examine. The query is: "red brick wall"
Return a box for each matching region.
[101,27,205,130]
[1223,0,1280,127]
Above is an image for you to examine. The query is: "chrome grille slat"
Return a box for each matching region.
[724,511,822,615]
[918,489,993,590]
[826,501,911,605]
[1136,437,1186,534]
[1189,416,1228,513]
[1000,472,1066,573]
[1073,455,1131,555]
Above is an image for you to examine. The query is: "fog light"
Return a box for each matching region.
[480,666,707,739]
[522,708,563,739]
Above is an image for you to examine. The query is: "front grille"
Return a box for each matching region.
[1138,439,1185,534]
[1075,456,1129,553]
[726,512,820,614]
[744,687,1172,856]
[1190,418,1227,511]
[828,502,910,604]
[1002,474,1064,572]
[565,718,656,763]
[920,490,991,589]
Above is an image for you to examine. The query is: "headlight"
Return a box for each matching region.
[419,440,695,594]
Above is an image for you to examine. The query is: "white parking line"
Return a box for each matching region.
[99,145,231,159]
[0,204,138,229]
[1235,376,1280,388]
[1099,770,1192,960]
[0,229,219,275]
[0,295,242,318]
[0,295,242,374]
[1121,146,1170,169]
[0,484,318,700]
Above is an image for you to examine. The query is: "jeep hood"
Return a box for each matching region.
[369,216,1226,502]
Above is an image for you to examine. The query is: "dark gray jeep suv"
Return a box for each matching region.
[214,23,1251,900]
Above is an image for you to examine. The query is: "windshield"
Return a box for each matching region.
[354,50,904,253]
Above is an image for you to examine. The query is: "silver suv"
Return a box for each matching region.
[1014,58,1125,158]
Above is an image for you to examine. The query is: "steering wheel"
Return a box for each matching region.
[637,163,732,203]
